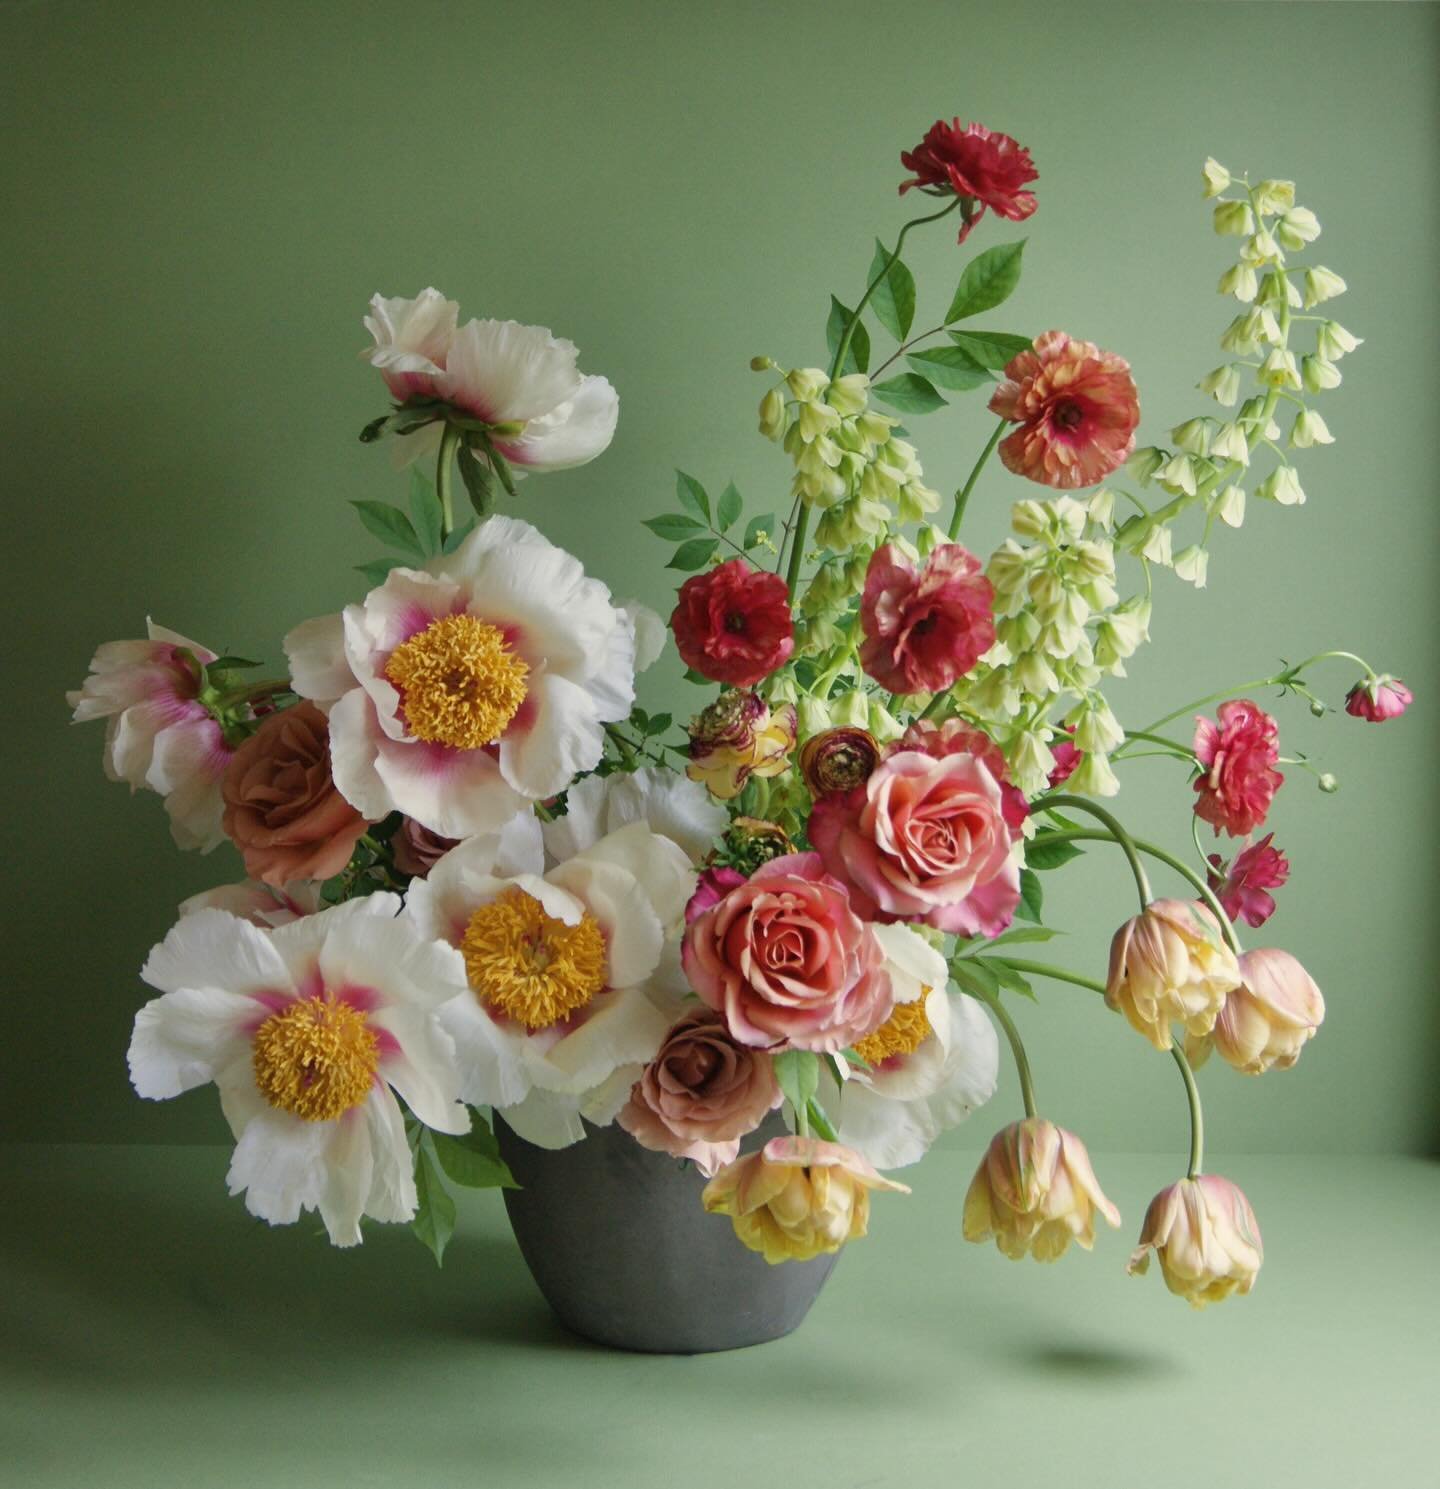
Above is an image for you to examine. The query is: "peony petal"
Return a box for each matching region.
[498,674,605,799]
[128,986,260,1100]
[438,318,583,424]
[496,374,618,471]
[283,613,353,704]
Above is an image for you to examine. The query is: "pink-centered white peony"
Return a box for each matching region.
[285,516,656,838]
[127,895,470,1247]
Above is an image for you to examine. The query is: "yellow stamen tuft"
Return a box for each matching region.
[853,994,933,1066]
[461,887,607,1030]
[252,996,380,1122]
[384,614,529,750]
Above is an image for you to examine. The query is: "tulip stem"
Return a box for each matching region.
[948,415,1009,541]
[1043,795,1153,907]
[793,1100,811,1138]
[436,422,460,539]
[966,980,1037,1119]
[1170,1042,1205,1179]
[994,959,1107,997]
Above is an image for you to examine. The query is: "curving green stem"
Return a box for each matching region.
[961,976,1037,1119]
[1043,794,1153,906]
[996,959,1107,996]
[1170,1042,1205,1179]
[436,422,461,539]
[948,414,1009,540]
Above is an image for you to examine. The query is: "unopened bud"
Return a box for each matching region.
[1318,773,1339,794]
[750,355,776,372]
[1309,699,1327,719]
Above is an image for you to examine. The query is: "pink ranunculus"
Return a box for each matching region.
[809,748,1021,937]
[670,558,795,688]
[892,717,1028,831]
[1193,700,1284,838]
[899,119,1039,245]
[616,1009,782,1176]
[1344,674,1413,723]
[1207,833,1290,928]
[682,852,893,1053]
[1047,727,1081,788]
[685,865,748,925]
[858,543,995,695]
[989,331,1140,489]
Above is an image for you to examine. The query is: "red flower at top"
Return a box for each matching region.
[900,119,1038,244]
[670,558,794,688]
[1193,701,1285,838]
[989,331,1141,489]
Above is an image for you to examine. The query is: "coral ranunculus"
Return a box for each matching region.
[1207,833,1290,928]
[989,331,1141,489]
[1344,674,1413,722]
[1193,700,1284,837]
[670,558,794,687]
[858,542,996,695]
[899,119,1038,244]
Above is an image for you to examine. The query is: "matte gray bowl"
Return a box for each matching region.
[495,1114,837,1353]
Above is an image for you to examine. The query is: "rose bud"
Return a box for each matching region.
[963,1119,1121,1262]
[1344,674,1413,723]
[1126,1176,1263,1308]
[1105,899,1241,1051]
[799,726,882,797]
[1199,948,1324,1075]
[702,1136,909,1264]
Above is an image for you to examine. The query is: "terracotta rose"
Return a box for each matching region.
[221,701,368,885]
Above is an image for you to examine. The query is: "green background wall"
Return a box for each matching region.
[5,0,1436,1154]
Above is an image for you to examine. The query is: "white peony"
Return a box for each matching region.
[542,766,726,866]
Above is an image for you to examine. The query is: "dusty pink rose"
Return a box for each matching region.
[392,817,459,877]
[1207,833,1289,928]
[989,330,1140,489]
[682,852,893,1053]
[1344,674,1412,722]
[809,749,1021,936]
[858,542,995,694]
[616,1009,782,1176]
[1193,700,1284,838]
[685,866,747,924]
[892,718,1028,831]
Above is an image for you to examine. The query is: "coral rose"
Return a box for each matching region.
[221,702,369,886]
[899,118,1038,244]
[808,748,1021,936]
[1127,1176,1263,1308]
[1196,947,1325,1075]
[1206,833,1289,928]
[682,852,893,1053]
[989,331,1140,489]
[892,717,1029,831]
[963,1119,1122,1262]
[1344,674,1413,722]
[670,558,794,687]
[858,542,996,695]
[616,1009,782,1176]
[1193,700,1284,837]
[703,1136,909,1263]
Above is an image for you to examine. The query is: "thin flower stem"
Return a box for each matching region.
[1120,728,1196,758]
[794,1100,811,1138]
[436,423,461,538]
[948,415,1008,540]
[1043,795,1153,906]
[994,959,1107,996]
[869,321,949,380]
[1170,1042,1205,1179]
[962,977,1037,1119]
[211,677,293,710]
[783,505,810,598]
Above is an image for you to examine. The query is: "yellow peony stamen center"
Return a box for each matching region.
[252,995,380,1122]
[461,887,607,1030]
[384,614,529,751]
[853,994,933,1066]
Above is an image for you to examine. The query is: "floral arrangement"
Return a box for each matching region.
[70,117,1408,1311]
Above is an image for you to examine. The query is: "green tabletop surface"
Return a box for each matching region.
[3,1144,1435,1488]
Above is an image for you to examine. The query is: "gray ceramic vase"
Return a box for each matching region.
[495,1113,838,1353]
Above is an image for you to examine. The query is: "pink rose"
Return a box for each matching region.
[809,749,1021,936]
[892,718,1029,831]
[859,542,995,695]
[1206,833,1289,929]
[685,866,747,924]
[682,852,893,1053]
[1193,700,1284,838]
[616,1009,782,1176]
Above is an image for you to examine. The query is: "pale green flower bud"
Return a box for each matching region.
[1013,649,1060,695]
[1256,307,1283,344]
[856,412,895,446]
[1170,419,1212,457]
[830,690,870,729]
[1218,264,1258,302]
[1127,447,1167,485]
[1068,539,1116,581]
[825,374,870,417]
[1213,200,1254,236]
[1071,701,1124,754]
[1173,545,1210,588]
[897,480,941,524]
[1010,730,1057,796]
[1239,229,1281,266]
[750,355,776,372]
[1201,158,1232,198]
[1198,365,1243,407]
[1302,266,1347,309]
[859,460,899,504]
[1289,409,1334,448]
[1027,569,1064,612]
[1214,484,1246,529]
[1080,574,1119,613]
[996,612,1040,653]
[798,397,841,443]
[1094,601,1149,669]
[868,699,904,744]
[1309,698,1327,719]
[970,666,1022,719]
[1256,465,1305,506]
[786,367,828,401]
[1011,499,1049,539]
[1219,310,1264,357]
[1277,207,1321,250]
[1251,179,1296,216]
[797,694,834,738]
[1256,269,1301,311]
[768,672,801,705]
[987,544,1032,602]
[1236,397,1281,439]
[1157,453,1198,496]
[1069,749,1120,798]
[1302,355,1342,393]
[759,387,786,441]
[1087,488,1116,530]
[1259,349,1301,391]
[1210,422,1251,465]
[1316,321,1362,360]
[1318,772,1339,795]
[1140,523,1174,566]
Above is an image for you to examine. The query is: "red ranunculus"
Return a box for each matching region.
[670,558,794,687]
[1207,833,1290,929]
[899,119,1038,244]
[989,331,1140,489]
[858,542,995,695]
[1193,701,1284,838]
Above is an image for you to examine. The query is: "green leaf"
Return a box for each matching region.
[350,500,426,559]
[676,470,710,523]
[871,373,947,414]
[359,413,391,444]
[642,513,705,541]
[867,240,917,341]
[982,925,1061,949]
[945,240,1027,323]
[205,654,261,673]
[980,958,1037,1000]
[773,1049,821,1112]
[682,667,709,685]
[668,537,719,571]
[716,481,743,534]
[950,959,1001,999]
[431,1117,517,1190]
[826,296,871,375]
[411,1135,457,1266]
[642,712,672,737]
[946,330,1032,370]
[355,556,406,586]
[484,439,517,498]
[1026,836,1086,871]
[456,442,496,520]
[1016,868,1044,923]
[743,513,776,549]
[408,469,443,555]
[905,345,993,391]
[442,518,476,554]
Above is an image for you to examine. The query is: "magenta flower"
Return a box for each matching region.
[1344,674,1413,723]
[1207,833,1290,928]
[1193,700,1284,838]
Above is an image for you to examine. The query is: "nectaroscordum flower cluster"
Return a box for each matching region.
[68,119,1410,1325]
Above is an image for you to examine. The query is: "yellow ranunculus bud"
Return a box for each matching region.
[1127,1176,1263,1308]
[1105,900,1240,1051]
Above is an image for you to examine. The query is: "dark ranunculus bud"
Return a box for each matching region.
[725,817,793,875]
[799,726,881,797]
